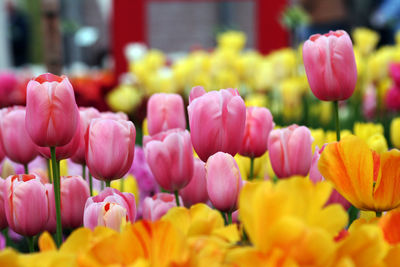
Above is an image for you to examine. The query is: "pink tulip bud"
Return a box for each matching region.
[144,129,194,191]
[239,107,275,158]
[0,107,38,165]
[0,179,7,229]
[180,158,208,207]
[268,125,313,178]
[303,30,357,101]
[385,86,400,111]
[46,176,89,229]
[189,86,206,104]
[71,107,101,164]
[100,111,129,121]
[3,174,49,236]
[83,188,136,230]
[25,73,80,147]
[205,152,242,212]
[86,119,136,181]
[147,93,186,136]
[142,193,181,221]
[188,88,246,162]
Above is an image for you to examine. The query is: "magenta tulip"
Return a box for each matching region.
[86,118,136,181]
[268,125,313,178]
[144,129,194,191]
[205,152,242,212]
[147,93,186,136]
[3,174,49,236]
[83,188,136,230]
[188,88,246,162]
[142,193,181,221]
[0,106,38,165]
[239,107,274,158]
[71,107,101,164]
[25,73,80,147]
[0,179,7,229]
[303,30,357,101]
[180,158,208,207]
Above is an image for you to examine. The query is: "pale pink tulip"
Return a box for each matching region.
[0,179,7,229]
[180,158,208,207]
[142,193,181,221]
[100,111,129,121]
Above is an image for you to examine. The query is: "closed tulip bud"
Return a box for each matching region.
[180,158,208,207]
[188,88,246,162]
[100,111,129,121]
[71,107,101,164]
[83,188,136,231]
[391,117,400,149]
[47,176,89,229]
[142,193,181,221]
[268,125,313,178]
[147,93,186,136]
[144,129,194,191]
[3,174,49,236]
[205,152,242,212]
[86,119,136,181]
[239,107,274,158]
[25,73,80,147]
[0,179,7,229]
[303,30,357,101]
[0,107,38,164]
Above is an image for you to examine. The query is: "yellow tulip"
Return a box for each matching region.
[235,152,274,181]
[310,128,325,152]
[353,122,384,142]
[111,175,140,205]
[391,117,400,148]
[353,28,380,56]
[106,84,143,113]
[217,31,246,52]
[367,133,388,153]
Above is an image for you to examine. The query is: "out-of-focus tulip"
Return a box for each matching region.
[86,119,136,181]
[303,30,357,101]
[188,88,246,162]
[353,28,379,56]
[147,93,186,136]
[25,73,80,147]
[268,125,313,178]
[362,84,377,120]
[0,72,19,107]
[71,107,101,164]
[100,111,129,121]
[367,134,388,153]
[106,84,143,113]
[390,63,400,87]
[144,129,194,191]
[0,233,4,250]
[239,107,274,158]
[0,107,38,165]
[83,188,136,230]
[385,86,400,111]
[205,152,242,212]
[142,193,181,221]
[0,179,7,229]
[3,174,49,236]
[391,117,400,149]
[47,176,89,229]
[180,158,208,207]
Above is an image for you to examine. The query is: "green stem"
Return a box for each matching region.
[47,159,52,183]
[24,164,29,174]
[347,205,359,227]
[220,211,228,225]
[227,212,232,224]
[376,211,382,217]
[50,147,62,248]
[249,157,255,180]
[174,190,180,207]
[27,236,35,253]
[82,164,86,180]
[333,101,341,141]
[105,181,111,188]
[89,172,93,196]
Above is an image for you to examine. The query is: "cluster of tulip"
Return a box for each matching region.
[1,29,400,267]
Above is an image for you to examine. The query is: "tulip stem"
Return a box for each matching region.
[27,236,35,253]
[24,164,29,174]
[82,164,86,180]
[106,181,111,188]
[174,190,180,207]
[249,157,255,180]
[227,212,232,224]
[333,101,340,141]
[47,159,52,183]
[376,211,382,217]
[50,147,62,248]
[89,172,93,196]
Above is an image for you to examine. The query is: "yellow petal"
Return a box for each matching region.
[38,232,57,252]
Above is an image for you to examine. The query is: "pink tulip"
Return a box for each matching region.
[268,125,313,178]
[144,129,194,191]
[239,107,274,158]
[71,107,101,164]
[309,145,351,210]
[0,107,38,165]
[47,176,90,229]
[205,152,242,212]
[390,63,400,87]
[147,93,186,136]
[188,88,246,162]
[100,111,129,121]
[0,179,7,229]
[3,174,49,236]
[142,193,181,221]
[44,183,56,233]
[189,86,206,104]
[180,158,208,207]
[25,73,80,147]
[0,233,4,250]
[385,86,400,111]
[303,30,357,101]
[83,188,136,230]
[0,71,18,107]
[86,119,136,181]
[362,84,377,120]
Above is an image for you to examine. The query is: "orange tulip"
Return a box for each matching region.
[318,135,400,212]
[379,208,400,245]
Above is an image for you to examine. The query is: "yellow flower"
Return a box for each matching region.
[310,128,325,152]
[353,122,384,142]
[353,28,380,56]
[325,130,352,143]
[106,84,143,113]
[235,152,275,181]
[0,249,19,267]
[367,133,388,153]
[217,31,246,52]
[244,93,269,108]
[111,175,140,202]
[142,118,149,136]
[391,117,400,149]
